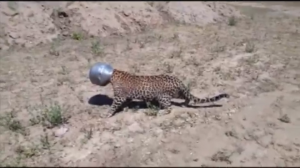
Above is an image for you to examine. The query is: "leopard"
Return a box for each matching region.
[105,69,229,118]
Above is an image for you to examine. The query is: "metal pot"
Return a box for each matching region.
[89,62,114,86]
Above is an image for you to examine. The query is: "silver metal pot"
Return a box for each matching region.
[89,62,114,86]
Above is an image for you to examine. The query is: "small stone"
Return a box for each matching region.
[214,115,222,120]
[180,113,189,119]
[243,134,251,141]
[54,126,69,137]
[128,122,144,133]
[225,130,238,139]
[127,138,134,143]
[49,50,59,56]
[62,31,69,36]
[8,32,19,39]
[158,109,171,116]
[278,114,290,123]
[174,118,185,127]
[169,149,179,154]
[114,143,121,148]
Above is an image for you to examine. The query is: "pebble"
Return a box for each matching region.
[54,126,69,137]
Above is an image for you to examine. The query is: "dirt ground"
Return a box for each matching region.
[1,1,300,167]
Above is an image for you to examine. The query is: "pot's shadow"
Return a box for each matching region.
[88,94,222,112]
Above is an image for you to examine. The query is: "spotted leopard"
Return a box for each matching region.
[105,69,229,117]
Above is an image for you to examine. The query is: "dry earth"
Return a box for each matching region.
[1,1,300,167]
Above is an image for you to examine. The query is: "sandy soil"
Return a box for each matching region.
[1,1,300,166]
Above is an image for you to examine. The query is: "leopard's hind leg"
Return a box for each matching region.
[156,95,172,115]
[178,86,191,106]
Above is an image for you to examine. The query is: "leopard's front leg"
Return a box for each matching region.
[105,96,127,118]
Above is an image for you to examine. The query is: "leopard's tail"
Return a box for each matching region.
[181,87,229,104]
[192,93,229,104]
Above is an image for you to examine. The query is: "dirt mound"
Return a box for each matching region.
[151,2,242,26]
[0,2,59,49]
[0,1,242,51]
[63,2,164,37]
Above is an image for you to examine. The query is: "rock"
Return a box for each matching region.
[278,114,290,123]
[128,122,144,133]
[54,126,69,137]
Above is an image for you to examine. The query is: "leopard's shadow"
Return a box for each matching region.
[88,94,222,113]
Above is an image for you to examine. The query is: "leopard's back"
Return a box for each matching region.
[110,70,184,100]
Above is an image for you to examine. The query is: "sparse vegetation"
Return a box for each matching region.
[213,66,221,74]
[59,65,68,75]
[211,43,226,53]
[170,47,183,58]
[228,16,237,26]
[28,103,68,129]
[40,132,51,149]
[91,40,103,56]
[7,1,18,11]
[80,127,93,144]
[49,38,60,56]
[0,111,26,135]
[84,127,93,140]
[71,32,83,41]
[145,102,160,116]
[131,64,140,73]
[163,62,174,74]
[186,79,197,92]
[245,41,255,53]
[42,103,66,128]
[15,144,39,158]
[211,149,233,164]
